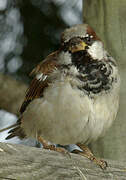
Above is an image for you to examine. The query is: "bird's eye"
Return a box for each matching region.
[61,41,69,52]
[84,34,93,45]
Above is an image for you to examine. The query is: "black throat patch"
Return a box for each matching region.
[71,51,115,94]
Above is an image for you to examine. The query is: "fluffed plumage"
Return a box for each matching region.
[2,24,120,169]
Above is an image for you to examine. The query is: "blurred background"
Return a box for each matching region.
[0,0,82,146]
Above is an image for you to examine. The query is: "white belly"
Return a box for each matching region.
[21,81,119,145]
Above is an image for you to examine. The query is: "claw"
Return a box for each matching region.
[72,143,108,170]
[37,136,70,157]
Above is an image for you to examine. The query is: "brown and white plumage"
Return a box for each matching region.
[6,24,120,142]
[3,24,120,168]
[6,51,59,139]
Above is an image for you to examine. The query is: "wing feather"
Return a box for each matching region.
[6,50,59,139]
[20,50,59,113]
[30,51,59,76]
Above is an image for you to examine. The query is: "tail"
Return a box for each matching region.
[0,123,18,133]
[0,122,26,140]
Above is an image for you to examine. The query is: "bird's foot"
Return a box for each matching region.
[37,136,70,156]
[72,143,107,170]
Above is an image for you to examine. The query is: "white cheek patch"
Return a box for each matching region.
[87,41,105,60]
[58,51,72,65]
[69,66,79,75]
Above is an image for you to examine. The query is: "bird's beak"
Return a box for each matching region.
[69,41,87,53]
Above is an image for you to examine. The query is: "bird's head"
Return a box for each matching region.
[61,24,104,61]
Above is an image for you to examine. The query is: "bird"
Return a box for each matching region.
[0,24,120,169]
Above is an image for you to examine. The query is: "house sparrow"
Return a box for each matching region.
[1,24,120,169]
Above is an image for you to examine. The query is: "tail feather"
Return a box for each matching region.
[0,123,18,133]
[6,126,26,140]
[8,126,20,134]
[0,122,26,140]
[6,133,17,140]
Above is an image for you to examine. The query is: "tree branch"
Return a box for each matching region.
[0,142,126,179]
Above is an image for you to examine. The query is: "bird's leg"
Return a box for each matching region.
[72,143,107,169]
[37,136,69,154]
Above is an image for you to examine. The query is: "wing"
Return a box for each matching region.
[6,51,59,140]
[20,50,59,114]
[30,51,59,76]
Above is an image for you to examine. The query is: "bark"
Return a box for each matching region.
[0,73,27,115]
[0,142,126,180]
[83,0,126,161]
